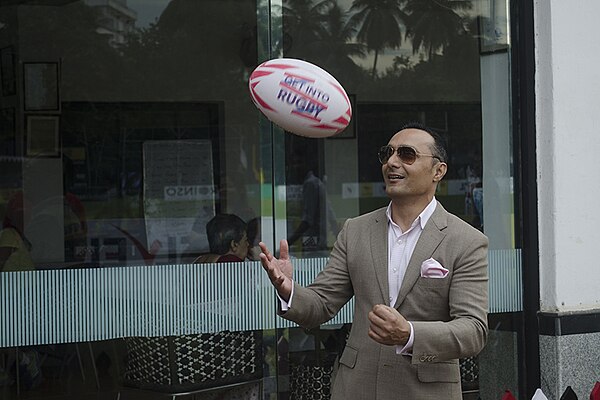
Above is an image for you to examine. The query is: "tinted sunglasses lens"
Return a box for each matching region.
[378,146,393,164]
[397,146,418,164]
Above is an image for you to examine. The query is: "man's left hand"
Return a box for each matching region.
[368,304,411,346]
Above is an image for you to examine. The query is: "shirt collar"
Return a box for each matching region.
[385,197,438,230]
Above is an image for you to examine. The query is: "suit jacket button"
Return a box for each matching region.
[419,355,427,362]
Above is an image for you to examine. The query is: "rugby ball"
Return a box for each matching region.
[249,58,352,138]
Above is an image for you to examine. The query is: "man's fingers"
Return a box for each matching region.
[368,328,383,342]
[369,305,396,325]
[369,320,385,336]
[279,239,289,260]
[259,240,291,262]
[259,252,285,285]
[259,252,275,273]
[369,305,405,332]
[368,305,410,346]
[258,241,293,300]
[368,309,386,327]
[372,304,394,316]
[371,304,401,323]
[258,241,273,261]
[369,314,394,345]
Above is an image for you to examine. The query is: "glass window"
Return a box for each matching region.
[278,0,522,399]
[0,0,525,398]
[0,1,274,398]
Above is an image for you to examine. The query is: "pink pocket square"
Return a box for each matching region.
[420,258,449,278]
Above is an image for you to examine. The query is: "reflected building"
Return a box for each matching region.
[84,0,137,46]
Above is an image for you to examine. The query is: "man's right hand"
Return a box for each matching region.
[259,239,293,302]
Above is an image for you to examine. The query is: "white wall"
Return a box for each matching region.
[535,0,600,312]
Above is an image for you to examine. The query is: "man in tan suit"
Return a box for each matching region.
[259,123,488,399]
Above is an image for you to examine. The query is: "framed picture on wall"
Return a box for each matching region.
[478,0,509,54]
[26,115,60,157]
[0,46,17,96]
[23,62,60,111]
[329,94,356,139]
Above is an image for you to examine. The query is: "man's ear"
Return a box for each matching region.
[433,162,447,182]
[229,239,238,252]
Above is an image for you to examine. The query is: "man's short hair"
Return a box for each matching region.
[399,121,448,163]
[206,214,247,255]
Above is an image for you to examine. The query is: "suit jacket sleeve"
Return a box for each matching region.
[278,218,354,329]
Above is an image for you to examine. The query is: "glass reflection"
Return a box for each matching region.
[0,0,522,399]
[280,0,518,399]
[0,0,262,269]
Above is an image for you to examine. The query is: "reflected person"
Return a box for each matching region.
[287,167,339,254]
[0,191,34,272]
[206,213,250,262]
[202,213,261,400]
[259,122,489,399]
[246,217,261,261]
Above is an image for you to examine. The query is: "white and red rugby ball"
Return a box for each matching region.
[249,58,352,138]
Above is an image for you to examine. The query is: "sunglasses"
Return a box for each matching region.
[378,145,442,165]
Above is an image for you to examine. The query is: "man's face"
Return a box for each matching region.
[232,231,250,260]
[381,128,446,201]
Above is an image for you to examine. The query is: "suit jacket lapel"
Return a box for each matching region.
[370,208,389,304]
[394,203,448,309]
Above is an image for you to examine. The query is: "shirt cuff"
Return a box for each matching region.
[396,321,414,355]
[276,282,295,311]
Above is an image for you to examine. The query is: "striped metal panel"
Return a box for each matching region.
[0,263,274,348]
[488,249,523,313]
[0,250,522,347]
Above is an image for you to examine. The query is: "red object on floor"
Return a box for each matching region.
[590,381,600,400]
[502,390,517,400]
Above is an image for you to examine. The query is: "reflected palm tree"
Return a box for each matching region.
[318,3,367,78]
[283,0,333,59]
[404,0,472,60]
[348,0,407,79]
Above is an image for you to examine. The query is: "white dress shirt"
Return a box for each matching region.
[386,197,437,354]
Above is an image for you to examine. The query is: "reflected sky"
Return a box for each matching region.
[128,0,171,27]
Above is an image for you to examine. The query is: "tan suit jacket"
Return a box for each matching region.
[281,203,488,400]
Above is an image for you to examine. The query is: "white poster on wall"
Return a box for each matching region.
[143,140,216,261]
